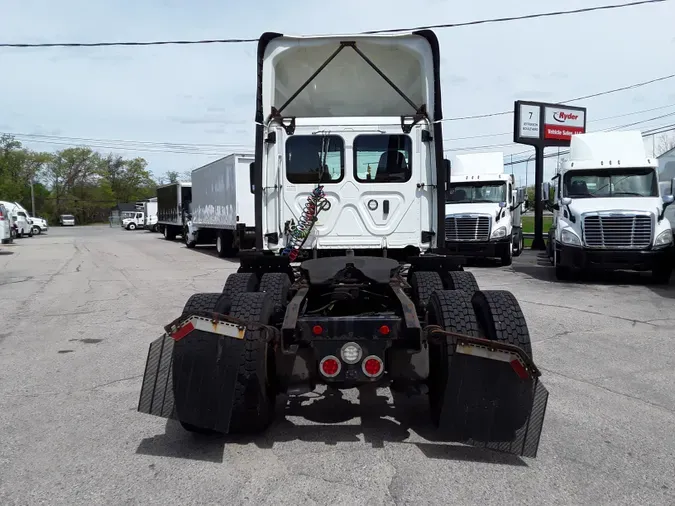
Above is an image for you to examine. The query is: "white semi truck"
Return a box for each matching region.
[544,130,675,282]
[137,30,549,458]
[444,152,525,265]
[157,182,192,240]
[184,153,256,257]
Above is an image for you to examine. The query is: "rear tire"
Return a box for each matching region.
[222,272,259,302]
[181,292,225,317]
[410,271,444,314]
[426,290,480,426]
[163,226,176,241]
[443,271,480,295]
[258,272,292,320]
[227,292,276,433]
[471,290,532,358]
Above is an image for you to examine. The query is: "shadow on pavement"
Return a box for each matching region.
[511,251,674,297]
[136,386,527,467]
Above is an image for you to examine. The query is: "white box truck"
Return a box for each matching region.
[144,198,158,232]
[184,153,256,256]
[157,182,192,240]
[444,152,526,265]
[544,130,675,282]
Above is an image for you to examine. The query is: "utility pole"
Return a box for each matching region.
[30,178,36,216]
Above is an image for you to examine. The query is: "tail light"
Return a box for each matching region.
[0,210,4,221]
[362,356,384,378]
[319,355,341,378]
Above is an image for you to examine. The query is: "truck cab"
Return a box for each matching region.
[544,131,674,282]
[444,152,525,265]
[121,211,145,230]
[253,32,447,261]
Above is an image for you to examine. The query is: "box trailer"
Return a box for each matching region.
[184,153,256,256]
[157,182,192,240]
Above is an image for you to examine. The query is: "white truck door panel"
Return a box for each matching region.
[278,129,421,249]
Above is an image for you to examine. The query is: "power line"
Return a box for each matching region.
[0,0,668,48]
[444,73,675,122]
[8,100,675,158]
[444,102,675,142]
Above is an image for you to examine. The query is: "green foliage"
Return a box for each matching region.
[0,134,157,224]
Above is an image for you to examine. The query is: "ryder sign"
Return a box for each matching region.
[513,100,587,148]
[544,107,585,141]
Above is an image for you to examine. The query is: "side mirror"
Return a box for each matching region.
[249,162,255,193]
[663,194,674,205]
[498,201,507,208]
[443,159,451,186]
[516,188,525,204]
[561,197,572,206]
[541,182,551,201]
[671,177,675,196]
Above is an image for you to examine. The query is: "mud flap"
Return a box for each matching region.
[438,335,549,458]
[137,313,248,433]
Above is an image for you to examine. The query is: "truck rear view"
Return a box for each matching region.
[157,182,192,240]
[137,30,548,458]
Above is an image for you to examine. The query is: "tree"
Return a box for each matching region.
[0,134,158,223]
[165,171,180,184]
[656,133,675,157]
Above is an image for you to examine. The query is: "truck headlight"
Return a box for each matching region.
[561,228,581,246]
[491,226,507,239]
[654,229,673,247]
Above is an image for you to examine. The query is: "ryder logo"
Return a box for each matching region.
[553,111,579,123]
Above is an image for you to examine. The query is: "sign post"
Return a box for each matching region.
[513,100,587,250]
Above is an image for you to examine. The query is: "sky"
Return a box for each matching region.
[1,0,675,186]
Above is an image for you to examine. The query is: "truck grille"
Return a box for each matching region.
[583,214,652,249]
[445,216,490,241]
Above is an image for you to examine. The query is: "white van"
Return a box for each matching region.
[0,201,32,238]
[0,203,12,244]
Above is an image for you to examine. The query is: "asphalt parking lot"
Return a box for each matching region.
[1,226,674,505]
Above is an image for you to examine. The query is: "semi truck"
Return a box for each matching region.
[184,153,256,256]
[137,30,548,458]
[445,152,525,265]
[157,182,192,240]
[543,130,675,282]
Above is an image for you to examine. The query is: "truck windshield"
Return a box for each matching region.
[121,212,134,218]
[62,215,74,219]
[286,135,344,184]
[563,168,658,198]
[446,182,506,204]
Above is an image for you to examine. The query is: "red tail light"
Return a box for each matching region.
[362,356,383,378]
[319,356,341,378]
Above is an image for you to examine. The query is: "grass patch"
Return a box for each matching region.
[521,214,552,234]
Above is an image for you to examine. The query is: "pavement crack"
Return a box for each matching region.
[520,299,657,327]
[87,374,144,391]
[540,366,675,415]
